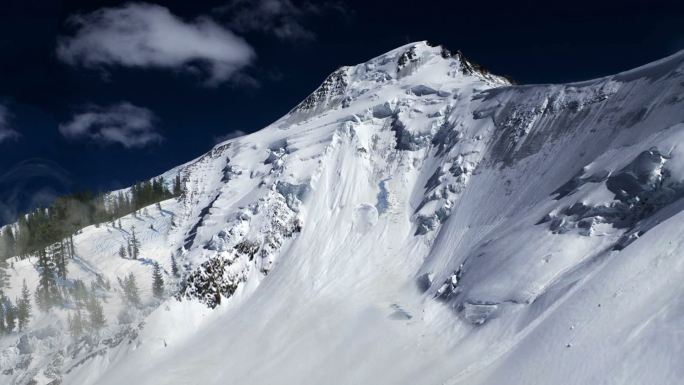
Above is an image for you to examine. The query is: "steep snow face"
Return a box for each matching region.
[2,42,684,385]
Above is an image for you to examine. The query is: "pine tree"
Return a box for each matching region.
[15,217,30,257]
[95,274,110,291]
[70,279,88,307]
[171,254,179,278]
[35,248,60,311]
[0,227,16,259]
[17,279,31,331]
[69,235,75,259]
[53,240,68,280]
[0,256,10,296]
[86,294,106,331]
[3,297,16,332]
[173,174,182,196]
[119,273,141,307]
[0,300,5,334]
[68,310,84,338]
[152,262,165,299]
[118,245,127,259]
[130,228,140,259]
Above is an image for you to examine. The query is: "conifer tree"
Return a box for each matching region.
[69,235,75,259]
[0,301,5,334]
[119,273,141,307]
[3,297,16,332]
[15,217,30,257]
[95,274,110,291]
[35,248,60,311]
[17,279,31,331]
[86,294,106,331]
[173,174,182,196]
[171,254,179,278]
[152,262,164,299]
[0,227,16,259]
[68,310,84,338]
[53,240,68,280]
[130,228,140,259]
[70,279,88,307]
[118,245,127,259]
[0,256,9,296]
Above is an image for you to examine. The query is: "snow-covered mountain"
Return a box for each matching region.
[2,41,684,385]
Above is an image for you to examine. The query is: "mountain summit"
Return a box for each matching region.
[2,42,684,385]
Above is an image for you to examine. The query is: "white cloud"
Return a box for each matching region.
[57,2,256,85]
[219,0,340,41]
[59,102,162,148]
[0,105,19,144]
[213,130,247,144]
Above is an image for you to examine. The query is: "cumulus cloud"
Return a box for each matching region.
[213,130,247,144]
[0,105,19,144]
[59,102,162,148]
[219,0,341,41]
[57,2,255,85]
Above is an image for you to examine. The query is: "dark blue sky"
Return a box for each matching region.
[0,0,682,223]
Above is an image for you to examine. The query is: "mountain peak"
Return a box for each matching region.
[288,41,510,120]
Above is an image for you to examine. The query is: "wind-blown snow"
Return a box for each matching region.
[2,41,684,385]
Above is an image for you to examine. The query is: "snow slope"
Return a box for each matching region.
[2,41,684,385]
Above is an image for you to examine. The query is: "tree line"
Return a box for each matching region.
[0,174,182,260]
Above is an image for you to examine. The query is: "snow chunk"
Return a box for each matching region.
[353,203,379,232]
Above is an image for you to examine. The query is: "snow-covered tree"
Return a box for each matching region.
[0,227,16,259]
[130,228,141,259]
[152,262,165,299]
[70,279,88,307]
[0,300,5,334]
[119,273,141,307]
[35,248,60,311]
[68,309,84,338]
[52,240,68,280]
[17,279,31,331]
[0,256,9,296]
[70,236,75,258]
[3,297,16,332]
[86,294,106,331]
[171,254,179,278]
[173,173,182,196]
